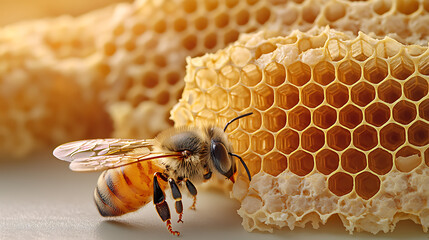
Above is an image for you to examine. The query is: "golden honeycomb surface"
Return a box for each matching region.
[171,27,429,233]
[2,0,429,156]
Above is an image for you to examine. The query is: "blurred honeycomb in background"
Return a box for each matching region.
[171,27,429,233]
[1,0,429,157]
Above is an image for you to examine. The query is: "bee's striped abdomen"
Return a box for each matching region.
[94,161,164,217]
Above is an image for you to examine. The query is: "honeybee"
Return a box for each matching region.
[53,113,252,236]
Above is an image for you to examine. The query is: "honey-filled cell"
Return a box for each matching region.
[408,121,429,147]
[355,171,381,200]
[363,58,388,84]
[241,64,262,87]
[353,125,378,151]
[255,43,277,59]
[316,149,339,175]
[276,128,299,154]
[251,131,274,155]
[327,126,351,151]
[264,62,285,87]
[313,61,335,86]
[240,110,262,133]
[390,54,415,80]
[368,148,393,175]
[328,172,353,197]
[242,152,262,177]
[338,60,362,85]
[351,82,375,107]
[420,99,429,121]
[341,149,367,174]
[302,83,324,108]
[228,130,250,154]
[289,150,314,177]
[262,152,287,177]
[404,76,428,101]
[301,127,325,152]
[252,84,274,111]
[365,102,390,127]
[326,83,349,108]
[276,84,299,110]
[263,108,286,132]
[339,104,363,129]
[229,85,251,110]
[287,61,311,86]
[313,105,337,129]
[393,100,417,125]
[378,79,402,104]
[380,123,406,151]
[288,106,311,131]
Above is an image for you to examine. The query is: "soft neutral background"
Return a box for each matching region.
[0,152,427,240]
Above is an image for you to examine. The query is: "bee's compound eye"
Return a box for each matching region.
[211,141,232,175]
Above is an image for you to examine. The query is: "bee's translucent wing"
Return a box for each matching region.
[53,138,182,172]
[53,138,155,162]
[68,152,182,172]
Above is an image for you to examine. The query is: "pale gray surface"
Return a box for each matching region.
[0,152,427,240]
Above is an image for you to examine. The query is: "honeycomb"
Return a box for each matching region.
[171,27,429,234]
[2,0,429,157]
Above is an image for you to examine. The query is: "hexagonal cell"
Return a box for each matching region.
[228,130,249,154]
[327,126,351,151]
[313,61,335,86]
[242,152,262,177]
[289,150,314,176]
[419,54,429,75]
[363,58,388,84]
[215,12,229,28]
[313,106,337,129]
[355,172,381,200]
[397,0,419,15]
[276,129,299,154]
[351,40,373,61]
[240,110,262,133]
[217,109,238,133]
[328,172,353,197]
[219,65,240,88]
[206,88,228,111]
[302,4,320,23]
[338,60,361,85]
[276,84,299,110]
[392,100,417,125]
[287,61,311,86]
[353,125,378,151]
[301,127,325,152]
[263,152,287,177]
[326,83,349,108]
[255,43,277,59]
[373,0,392,15]
[380,123,406,151]
[368,148,393,175]
[339,104,363,129]
[195,16,208,31]
[288,106,311,131]
[263,108,286,132]
[264,62,285,86]
[404,76,428,101]
[341,149,367,174]
[408,121,429,147]
[390,54,415,80]
[302,83,324,108]
[229,85,251,110]
[252,85,274,111]
[327,39,347,61]
[395,146,422,172]
[378,79,402,104]
[365,102,390,127]
[256,6,272,25]
[351,82,375,107]
[241,64,262,87]
[324,2,346,22]
[196,68,217,89]
[420,99,429,121]
[316,149,340,175]
[251,130,274,155]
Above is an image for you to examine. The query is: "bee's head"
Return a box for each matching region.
[209,113,253,183]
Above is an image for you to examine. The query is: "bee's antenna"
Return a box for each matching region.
[229,153,252,181]
[223,112,253,132]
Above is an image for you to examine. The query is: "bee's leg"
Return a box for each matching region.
[153,173,180,236]
[168,178,184,223]
[185,179,198,210]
